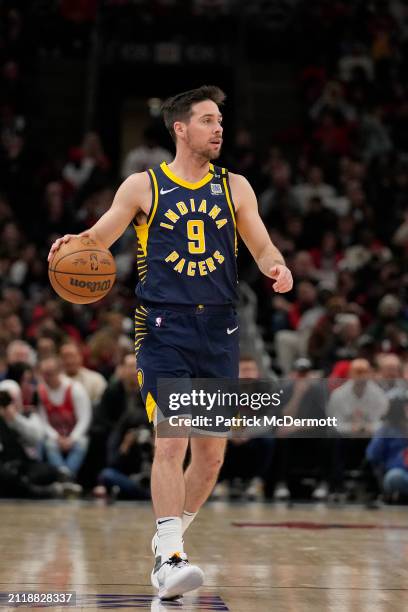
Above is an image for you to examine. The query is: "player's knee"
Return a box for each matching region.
[153,438,187,464]
[194,452,224,477]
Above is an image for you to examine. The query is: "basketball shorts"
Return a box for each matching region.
[134,302,239,425]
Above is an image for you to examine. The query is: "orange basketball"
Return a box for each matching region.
[48,236,116,304]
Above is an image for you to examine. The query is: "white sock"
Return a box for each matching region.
[156,516,184,560]
[182,510,197,534]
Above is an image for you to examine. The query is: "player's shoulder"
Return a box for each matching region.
[121,171,151,191]
[117,172,152,206]
[227,171,251,188]
[227,172,256,207]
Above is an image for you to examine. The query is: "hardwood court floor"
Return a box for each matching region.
[0,500,407,611]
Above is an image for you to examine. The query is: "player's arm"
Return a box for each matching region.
[230,173,293,293]
[47,172,150,261]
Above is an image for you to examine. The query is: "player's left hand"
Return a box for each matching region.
[269,264,293,293]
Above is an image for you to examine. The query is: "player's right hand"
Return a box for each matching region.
[47,232,90,262]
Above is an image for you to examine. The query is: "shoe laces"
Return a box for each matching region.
[166,553,188,568]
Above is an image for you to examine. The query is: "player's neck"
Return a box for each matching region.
[167,151,210,183]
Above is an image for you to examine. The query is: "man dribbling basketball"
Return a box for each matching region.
[48,86,293,600]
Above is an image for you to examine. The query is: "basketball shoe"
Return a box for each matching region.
[151,534,203,599]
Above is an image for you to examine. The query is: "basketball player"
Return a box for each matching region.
[48,86,293,600]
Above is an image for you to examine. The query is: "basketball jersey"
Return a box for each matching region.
[134,161,238,305]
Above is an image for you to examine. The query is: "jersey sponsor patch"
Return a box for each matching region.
[210,183,223,195]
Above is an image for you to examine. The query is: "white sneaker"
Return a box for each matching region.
[153,553,204,600]
[274,481,290,501]
[151,532,185,590]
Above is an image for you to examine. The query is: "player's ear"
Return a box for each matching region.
[173,121,185,140]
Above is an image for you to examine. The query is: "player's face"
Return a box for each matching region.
[179,100,223,160]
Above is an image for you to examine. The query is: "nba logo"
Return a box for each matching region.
[155,317,162,327]
[211,183,223,195]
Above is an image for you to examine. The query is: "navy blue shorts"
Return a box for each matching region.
[134,302,239,423]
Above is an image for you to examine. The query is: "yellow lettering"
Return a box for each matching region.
[165,209,180,223]
[190,198,196,212]
[174,258,186,273]
[160,222,174,230]
[176,201,188,215]
[216,218,228,229]
[198,261,207,276]
[205,257,216,272]
[198,199,207,213]
[213,250,225,264]
[165,251,179,263]
[187,261,197,276]
[208,205,221,220]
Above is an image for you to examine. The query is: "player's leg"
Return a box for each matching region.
[136,306,204,599]
[150,434,204,599]
[151,435,189,560]
[184,437,227,512]
[181,307,239,530]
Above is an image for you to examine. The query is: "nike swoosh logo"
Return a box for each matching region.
[160,186,179,195]
[157,518,173,525]
[227,326,238,335]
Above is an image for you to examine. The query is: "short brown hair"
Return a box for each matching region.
[162,85,226,142]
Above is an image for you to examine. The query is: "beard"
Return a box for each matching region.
[199,144,222,161]
[185,133,222,161]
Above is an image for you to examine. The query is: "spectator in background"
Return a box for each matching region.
[0,379,43,459]
[86,328,122,379]
[212,356,275,501]
[327,358,389,496]
[36,334,58,361]
[272,358,330,501]
[0,390,63,499]
[38,356,91,480]
[6,362,38,411]
[79,353,142,488]
[62,131,110,191]
[367,294,408,353]
[121,126,172,179]
[293,166,336,213]
[60,341,107,407]
[359,106,393,162]
[6,340,36,367]
[274,281,324,374]
[309,81,356,124]
[94,397,152,500]
[366,397,408,503]
[42,181,74,239]
[258,159,300,225]
[338,43,374,82]
[375,353,407,400]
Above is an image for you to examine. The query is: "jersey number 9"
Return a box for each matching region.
[187,220,206,254]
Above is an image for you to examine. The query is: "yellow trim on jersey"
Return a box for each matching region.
[160,162,215,190]
[135,224,148,257]
[147,169,159,227]
[134,306,148,357]
[221,168,237,256]
[146,391,157,422]
[132,169,159,281]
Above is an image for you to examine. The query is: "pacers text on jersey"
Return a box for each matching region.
[160,197,228,276]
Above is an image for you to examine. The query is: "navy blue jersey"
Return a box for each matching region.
[134,162,238,305]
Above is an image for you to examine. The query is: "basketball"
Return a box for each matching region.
[48,235,116,304]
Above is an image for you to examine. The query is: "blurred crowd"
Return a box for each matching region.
[0,0,408,504]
